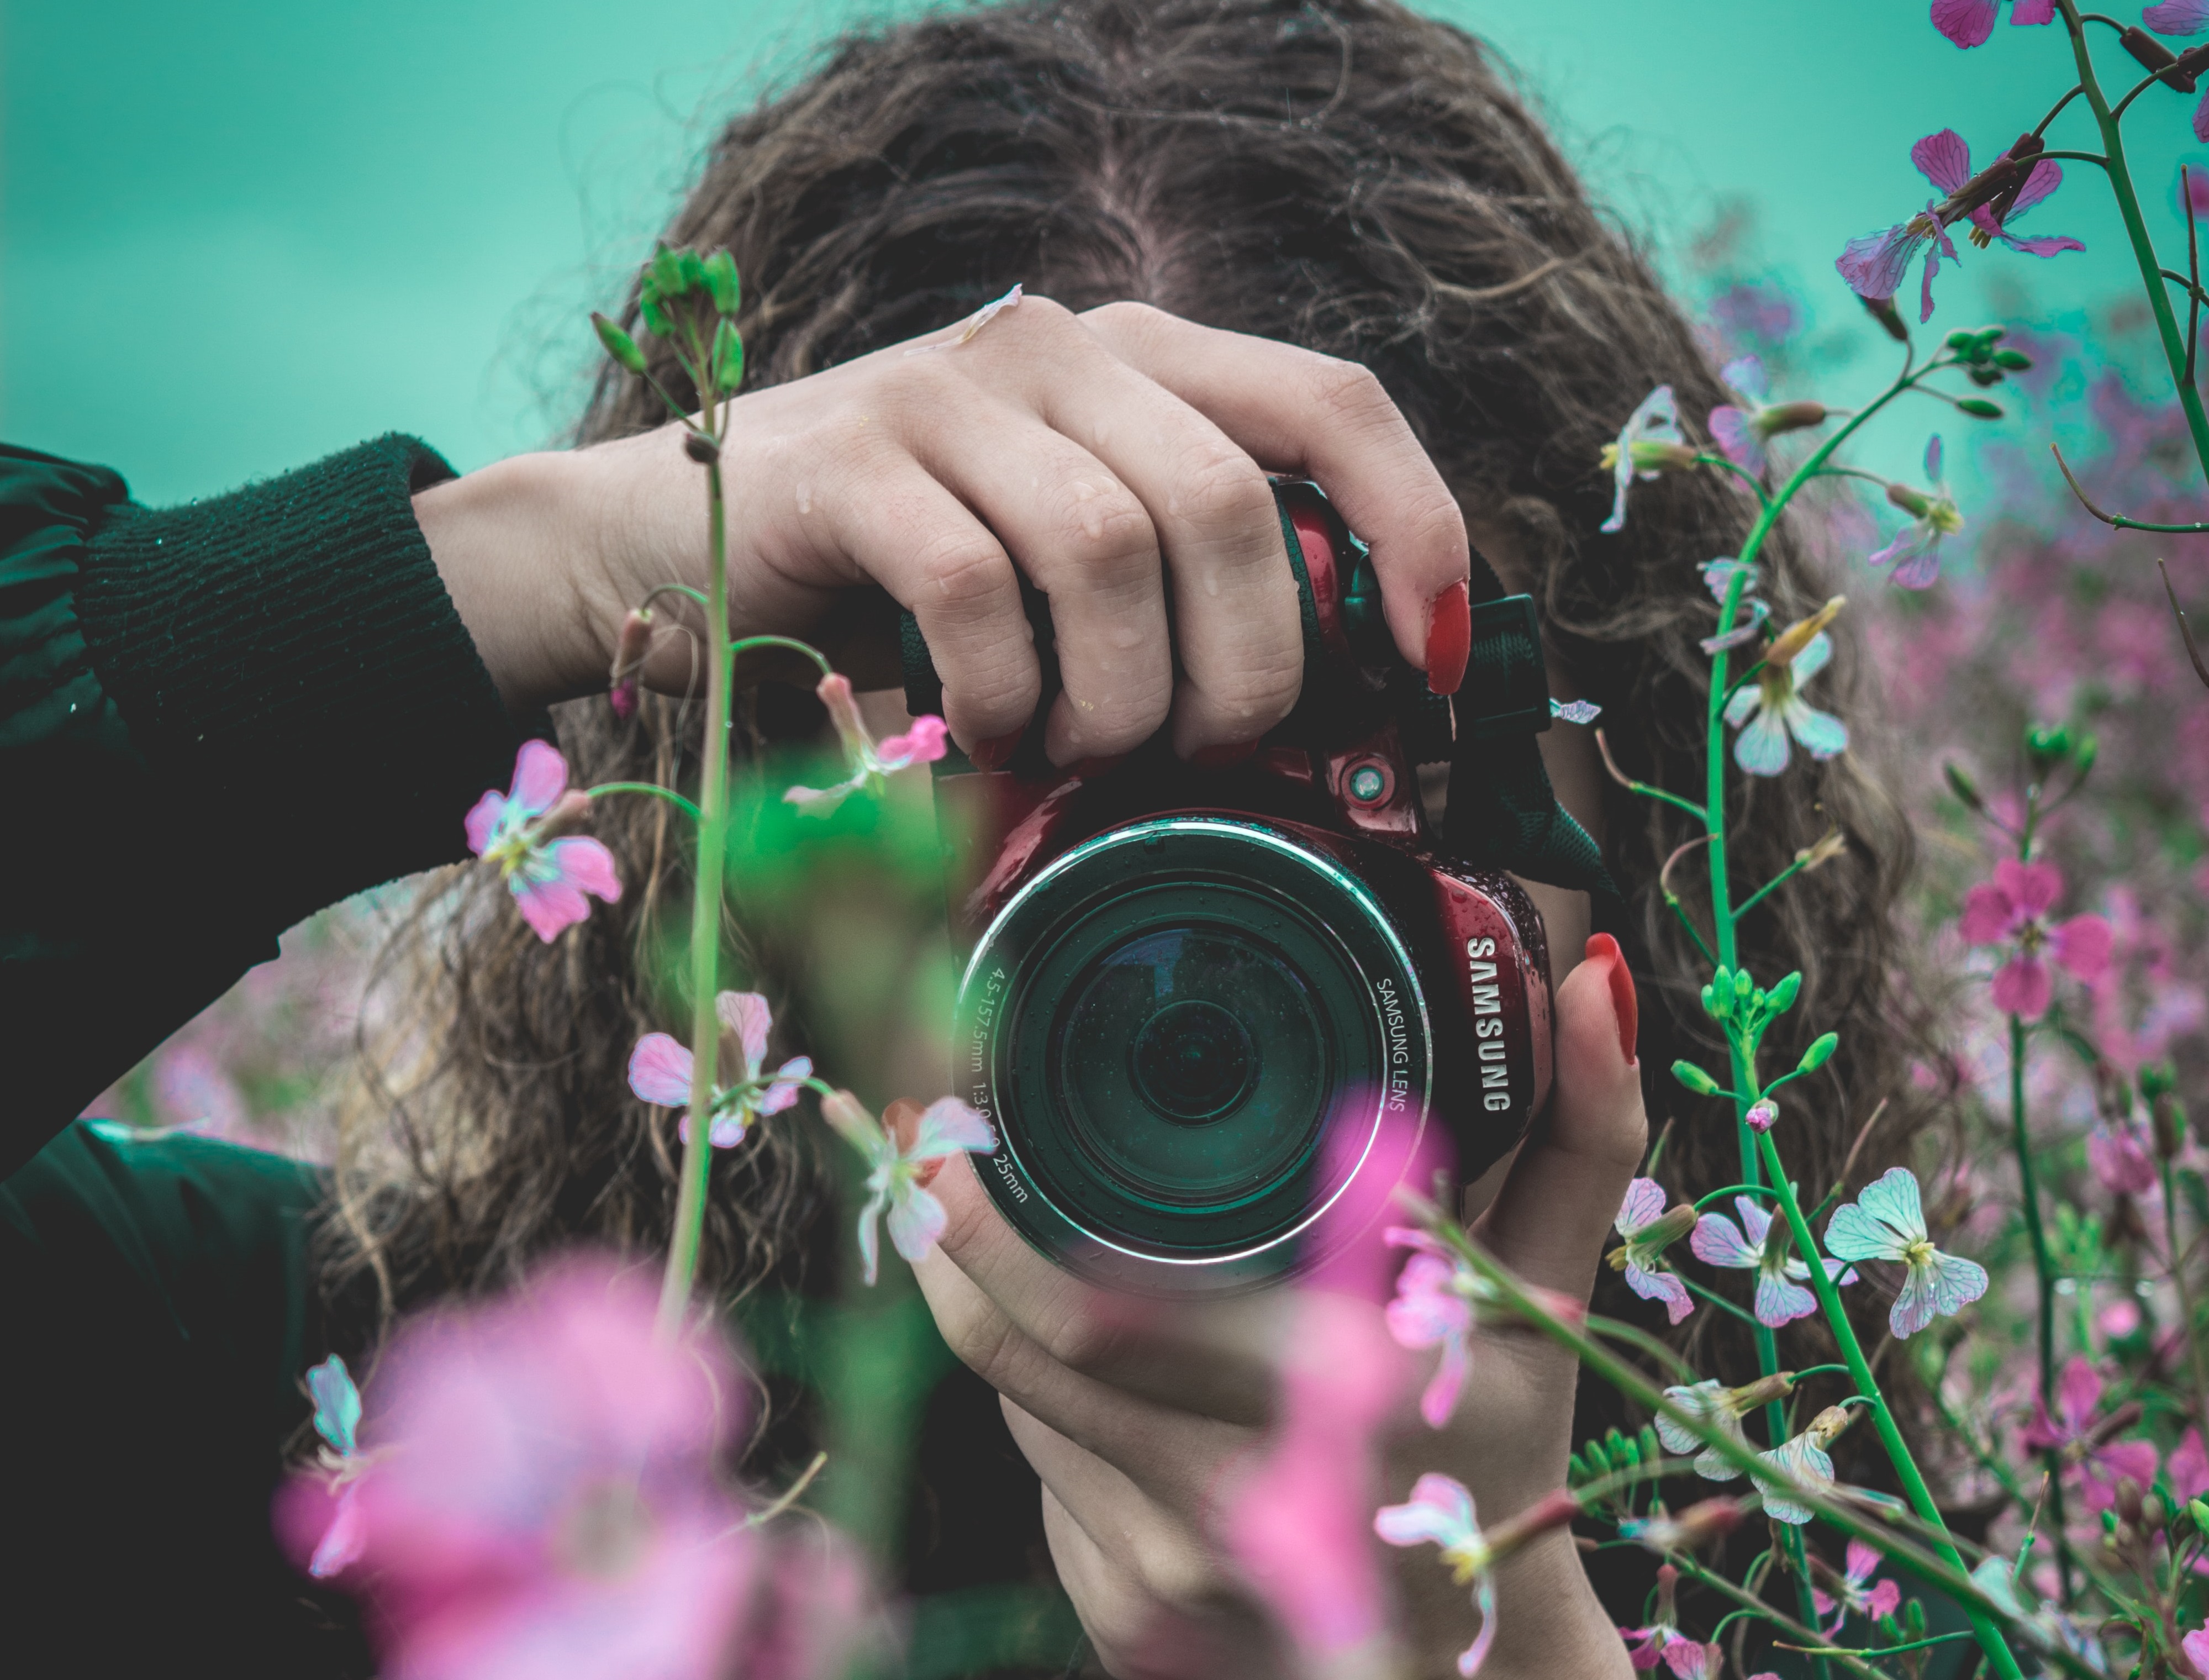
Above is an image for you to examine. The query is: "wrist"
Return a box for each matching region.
[415,448,604,714]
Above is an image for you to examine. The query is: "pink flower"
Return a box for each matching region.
[2171,1427,2209,1502]
[1600,386,1696,534]
[2186,1626,2209,1678]
[1837,130,2079,322]
[1931,0,2054,50]
[2020,1356,2160,1513]
[275,1255,758,1680]
[1958,858,2113,1019]
[2088,1121,2159,1195]
[1223,1292,1405,1660]
[1384,1241,1483,1426]
[1374,1475,1499,1675]
[1869,435,1965,589]
[465,741,622,941]
[820,1092,998,1284]
[1609,1178,1697,1324]
[627,991,811,1150]
[783,673,949,814]
[1689,1195,1856,1329]
[1619,1564,1710,1676]
[1706,356,1826,477]
[1812,1539,1901,1635]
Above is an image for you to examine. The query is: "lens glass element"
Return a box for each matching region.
[1051,926,1327,1205]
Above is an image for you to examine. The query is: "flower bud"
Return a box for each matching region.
[2190,1495,2209,1535]
[2025,723,2074,773]
[1863,294,1910,343]
[713,318,745,394]
[684,430,721,465]
[2072,731,2099,781]
[1649,1204,1699,1247]
[1888,482,1934,518]
[1733,1371,1796,1410]
[1944,329,1979,352]
[2154,1093,2186,1161]
[1797,1033,1839,1075]
[1766,971,1802,1015]
[703,249,741,317]
[1954,397,2004,420]
[1967,365,2006,387]
[592,312,647,373]
[1806,1404,1856,1449]
[1765,598,1845,671]
[1482,1488,1585,1563]
[650,242,689,301]
[1673,1060,1724,1097]
[2121,25,2197,92]
[819,1088,880,1151]
[608,607,653,720]
[1993,347,2033,370]
[1762,399,1828,436]
[1746,1098,1778,1133]
[2114,1476,2145,1529]
[2142,1492,2168,1533]
[1943,761,1985,813]
[2141,1063,2178,1104]
[1796,829,1849,871]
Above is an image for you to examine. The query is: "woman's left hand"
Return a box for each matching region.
[908,942,1647,1680]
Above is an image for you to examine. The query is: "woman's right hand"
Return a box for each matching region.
[418,297,1475,765]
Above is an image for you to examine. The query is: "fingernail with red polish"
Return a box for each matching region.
[968,730,1024,771]
[1426,578,1472,696]
[1190,740,1259,768]
[1070,752,1129,781]
[1584,932,1637,1065]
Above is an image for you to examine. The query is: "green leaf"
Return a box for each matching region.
[1797,1032,1839,1073]
[1672,1060,1723,1096]
[713,318,745,393]
[704,250,741,317]
[592,312,647,375]
[1954,397,2004,419]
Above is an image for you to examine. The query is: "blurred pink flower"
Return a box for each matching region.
[1959,859,2112,1019]
[627,991,811,1150]
[1374,1474,1499,1675]
[1812,1539,1901,1635]
[1619,1564,1710,1676]
[1870,435,1965,589]
[1384,1241,1480,1426]
[1222,1291,1406,1661]
[2186,1625,2209,1678]
[820,1092,997,1285]
[1706,356,1826,477]
[2097,1297,2143,1341]
[2020,1356,2159,1513]
[2171,1427,2209,1502]
[2088,1122,2158,1195]
[465,741,621,942]
[275,1254,759,1680]
[784,673,948,814]
[1609,1178,1697,1324]
[1931,0,2054,50]
[1689,1196,1855,1328]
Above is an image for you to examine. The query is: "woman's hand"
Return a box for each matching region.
[907,945,1648,1680]
[417,297,1474,765]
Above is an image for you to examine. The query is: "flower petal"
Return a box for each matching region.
[1887,536,1947,590]
[1690,1212,1761,1270]
[1911,128,1975,192]
[1708,407,1765,475]
[716,991,774,1076]
[2169,1427,2209,1501]
[305,1355,361,1457]
[541,836,622,906]
[878,715,950,768]
[508,739,571,816]
[1374,1474,1479,1551]
[1753,1270,1821,1328]
[1720,355,1769,405]
[512,873,596,941]
[909,1095,999,1160]
[463,789,506,857]
[756,1056,813,1115]
[2145,0,2209,35]
[1925,433,1946,484]
[1929,0,1998,48]
[1616,1176,1668,1235]
[886,1181,950,1262]
[2055,1355,2104,1430]
[628,1033,695,1108]
[1625,1262,1694,1324]
[1892,1250,1989,1337]
[1420,1333,1471,1429]
[1836,223,1925,303]
[1733,707,1793,777]
[2050,913,2113,981]
[855,1191,887,1287]
[1958,881,2021,946]
[1825,1167,1922,1261]
[1990,954,2054,1019]
[2010,157,2066,216]
[1791,629,1834,684]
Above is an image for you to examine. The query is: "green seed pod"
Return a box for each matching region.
[1766,972,1802,1015]
[1993,347,2033,370]
[1673,1060,1724,1096]
[1954,397,2005,419]
[713,318,745,393]
[651,242,688,299]
[591,312,647,375]
[1798,1032,1839,1073]
[1976,324,2006,343]
[704,250,741,317]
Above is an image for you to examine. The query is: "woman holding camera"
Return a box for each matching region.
[0,1,1917,1674]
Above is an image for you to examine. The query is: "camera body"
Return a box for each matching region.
[913,481,1557,1295]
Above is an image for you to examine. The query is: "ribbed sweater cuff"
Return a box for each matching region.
[75,435,527,930]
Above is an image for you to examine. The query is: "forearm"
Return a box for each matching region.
[1476,1533,1633,1680]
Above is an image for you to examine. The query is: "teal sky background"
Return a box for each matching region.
[7,1,2206,507]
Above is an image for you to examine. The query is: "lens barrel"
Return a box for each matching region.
[957,817,1431,1294]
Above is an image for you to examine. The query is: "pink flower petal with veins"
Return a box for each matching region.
[2171,1428,2209,1500]
[628,1034,695,1109]
[1912,128,1974,192]
[1929,0,1997,47]
[717,991,773,1075]
[2145,0,2209,35]
[463,790,507,857]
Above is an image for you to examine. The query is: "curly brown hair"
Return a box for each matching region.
[323,0,1936,1563]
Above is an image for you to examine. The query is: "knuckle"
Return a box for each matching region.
[1170,443,1272,535]
[1193,654,1304,734]
[916,531,1017,615]
[1045,480,1156,577]
[1128,1528,1223,1609]
[1304,355,1393,429]
[1040,1304,1126,1375]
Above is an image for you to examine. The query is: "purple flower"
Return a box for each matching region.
[2172,1427,2209,1502]
[1823,1167,1990,1339]
[1838,130,2079,322]
[1689,1196,1856,1329]
[821,1092,998,1284]
[275,1255,760,1680]
[784,672,950,814]
[1958,858,2113,1019]
[1374,1474,1499,1676]
[1931,0,2054,50]
[465,741,623,942]
[2089,1120,2159,1194]
[1619,1563,1711,1677]
[1609,1178,1697,1324]
[1870,435,1965,589]
[1600,386,1697,534]
[1722,610,1849,777]
[2021,1356,2161,1513]
[1752,1406,1853,1525]
[1384,1241,1484,1427]
[299,1355,367,1579]
[1706,357,1827,477]
[2147,1,2209,38]
[1697,557,1772,655]
[626,991,812,1150]
[1812,1540,1902,1635]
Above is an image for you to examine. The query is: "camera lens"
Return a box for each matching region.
[1130,998,1256,1124]
[958,818,1432,1293]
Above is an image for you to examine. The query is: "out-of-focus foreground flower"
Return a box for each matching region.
[784,673,948,814]
[465,741,622,942]
[275,1254,852,1680]
[628,990,812,1150]
[821,1092,998,1286]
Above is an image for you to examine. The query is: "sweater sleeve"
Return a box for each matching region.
[0,437,529,1179]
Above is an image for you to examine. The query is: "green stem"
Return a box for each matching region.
[1667,1557,1890,1680]
[658,456,736,1337]
[1753,1131,2026,1680]
[1694,1183,1781,1211]
[1732,851,1817,924]
[2059,0,2209,490]
[584,781,704,822]
[2160,1152,2209,1437]
[1683,1276,1765,1331]
[1693,451,1774,508]
[2009,1009,2071,1595]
